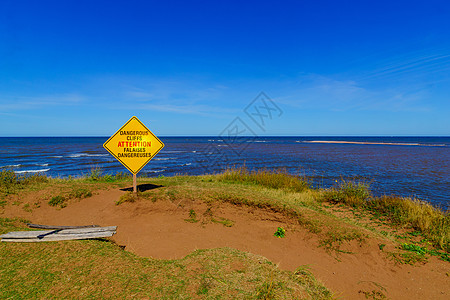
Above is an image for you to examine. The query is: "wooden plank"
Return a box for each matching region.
[0,230,57,239]
[37,229,62,239]
[0,226,117,239]
[27,224,100,230]
[55,226,117,234]
[1,231,116,242]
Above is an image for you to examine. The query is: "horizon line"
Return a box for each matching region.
[1,135,449,138]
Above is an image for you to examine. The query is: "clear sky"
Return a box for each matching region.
[1,0,449,136]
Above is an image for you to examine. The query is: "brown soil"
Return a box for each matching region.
[2,187,449,299]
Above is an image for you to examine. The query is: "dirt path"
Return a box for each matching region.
[3,188,449,299]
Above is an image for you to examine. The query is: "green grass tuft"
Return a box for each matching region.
[68,188,92,199]
[48,195,67,208]
[87,168,132,182]
[116,192,138,205]
[211,217,235,227]
[184,209,200,223]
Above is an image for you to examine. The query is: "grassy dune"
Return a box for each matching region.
[0,218,329,299]
[217,167,449,253]
[0,168,449,298]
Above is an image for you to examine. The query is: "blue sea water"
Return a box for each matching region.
[0,136,449,209]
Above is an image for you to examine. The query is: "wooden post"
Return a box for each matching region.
[133,174,137,194]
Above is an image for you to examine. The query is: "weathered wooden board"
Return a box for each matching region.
[0,226,117,239]
[0,231,116,242]
[0,226,117,242]
[27,224,100,230]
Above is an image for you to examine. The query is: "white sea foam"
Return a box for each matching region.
[68,153,109,158]
[36,163,49,167]
[162,150,186,153]
[14,168,50,174]
[298,140,446,147]
[1,164,21,168]
[147,169,164,173]
[153,157,177,161]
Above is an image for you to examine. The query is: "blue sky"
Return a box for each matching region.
[0,0,449,136]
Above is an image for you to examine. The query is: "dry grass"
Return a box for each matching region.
[321,180,371,207]
[317,178,449,252]
[115,192,139,205]
[0,169,49,195]
[217,167,310,192]
[366,196,449,252]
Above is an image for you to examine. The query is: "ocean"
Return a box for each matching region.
[1,136,449,209]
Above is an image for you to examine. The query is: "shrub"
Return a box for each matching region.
[20,173,49,185]
[274,227,286,238]
[322,180,371,206]
[89,167,103,181]
[0,169,49,195]
[0,170,19,194]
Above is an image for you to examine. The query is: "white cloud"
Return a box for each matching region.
[273,73,432,112]
[0,93,85,112]
[137,103,237,116]
[98,77,239,116]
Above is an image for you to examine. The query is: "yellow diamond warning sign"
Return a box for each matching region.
[103,116,164,174]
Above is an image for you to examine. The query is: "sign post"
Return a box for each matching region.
[103,116,165,193]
